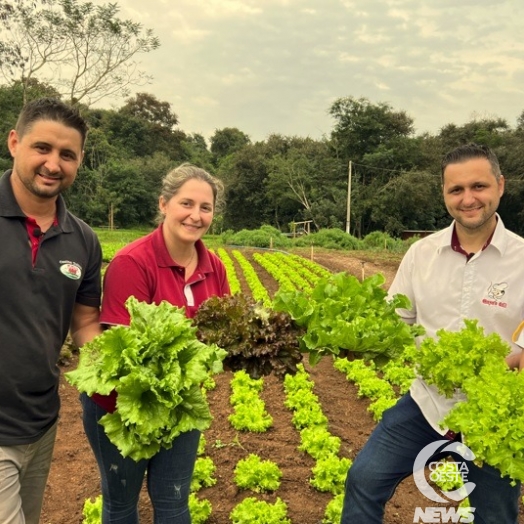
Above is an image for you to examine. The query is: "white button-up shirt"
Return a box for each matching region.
[388,215,524,434]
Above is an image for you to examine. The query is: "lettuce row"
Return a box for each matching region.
[228,370,273,432]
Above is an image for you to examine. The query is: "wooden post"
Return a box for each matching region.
[109,203,114,230]
[345,160,352,234]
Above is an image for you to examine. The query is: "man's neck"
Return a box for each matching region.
[10,170,57,219]
[454,219,497,255]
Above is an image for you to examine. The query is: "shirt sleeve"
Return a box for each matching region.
[76,231,102,308]
[100,255,152,326]
[387,246,417,325]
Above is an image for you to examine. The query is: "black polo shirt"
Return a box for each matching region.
[0,170,102,445]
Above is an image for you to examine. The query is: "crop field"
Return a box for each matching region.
[41,243,524,524]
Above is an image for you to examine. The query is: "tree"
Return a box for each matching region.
[210,127,251,163]
[438,117,510,150]
[370,170,444,236]
[217,143,272,230]
[180,133,213,170]
[89,105,187,161]
[120,93,178,129]
[517,110,524,135]
[329,96,414,162]
[0,0,159,105]
[265,137,343,230]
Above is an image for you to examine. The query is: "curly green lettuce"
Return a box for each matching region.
[66,296,227,461]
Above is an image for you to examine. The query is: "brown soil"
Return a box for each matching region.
[40,249,524,523]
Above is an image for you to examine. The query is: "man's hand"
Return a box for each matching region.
[506,352,524,370]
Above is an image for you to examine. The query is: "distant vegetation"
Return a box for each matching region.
[97,226,416,264]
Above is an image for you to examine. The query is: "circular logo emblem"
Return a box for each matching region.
[60,263,82,280]
[413,440,476,503]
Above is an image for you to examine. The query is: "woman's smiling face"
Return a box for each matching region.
[159,178,215,244]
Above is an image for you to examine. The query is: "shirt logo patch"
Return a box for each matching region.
[482,281,508,308]
[59,261,82,280]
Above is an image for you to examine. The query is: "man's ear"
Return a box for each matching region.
[7,130,19,158]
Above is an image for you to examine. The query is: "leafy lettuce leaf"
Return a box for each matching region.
[273,272,423,365]
[66,296,226,461]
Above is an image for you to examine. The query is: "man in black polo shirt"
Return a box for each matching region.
[0,98,102,524]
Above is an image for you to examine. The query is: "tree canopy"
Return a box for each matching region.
[0,0,159,105]
[1,80,523,236]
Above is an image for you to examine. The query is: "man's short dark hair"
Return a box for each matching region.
[15,98,88,147]
[441,143,501,183]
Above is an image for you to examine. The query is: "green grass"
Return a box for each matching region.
[93,227,152,244]
[95,228,224,263]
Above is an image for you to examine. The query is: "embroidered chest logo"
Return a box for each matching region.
[59,260,82,280]
[482,281,508,308]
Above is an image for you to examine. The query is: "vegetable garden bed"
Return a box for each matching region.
[41,248,524,523]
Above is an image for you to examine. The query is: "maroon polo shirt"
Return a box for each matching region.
[92,225,230,412]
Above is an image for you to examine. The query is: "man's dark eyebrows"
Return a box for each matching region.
[32,140,78,159]
[61,147,79,159]
[445,182,463,192]
[31,140,51,148]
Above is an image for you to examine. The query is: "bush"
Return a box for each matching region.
[361,231,405,252]
[293,228,360,250]
[225,226,291,248]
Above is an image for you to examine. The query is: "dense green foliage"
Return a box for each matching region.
[2,77,524,236]
[273,272,424,365]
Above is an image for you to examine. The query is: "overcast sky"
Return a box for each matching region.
[95,0,524,144]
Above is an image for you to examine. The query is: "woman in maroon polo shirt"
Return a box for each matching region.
[81,163,230,523]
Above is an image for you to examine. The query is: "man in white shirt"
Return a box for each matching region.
[341,143,524,524]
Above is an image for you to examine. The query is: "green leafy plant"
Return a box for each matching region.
[299,426,341,460]
[82,495,102,524]
[310,455,352,494]
[233,454,282,493]
[323,493,344,524]
[230,497,291,523]
[188,493,212,524]
[414,319,510,397]
[273,272,423,365]
[444,364,524,483]
[191,456,217,492]
[228,371,274,432]
[413,319,524,483]
[66,297,227,461]
[334,358,398,421]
